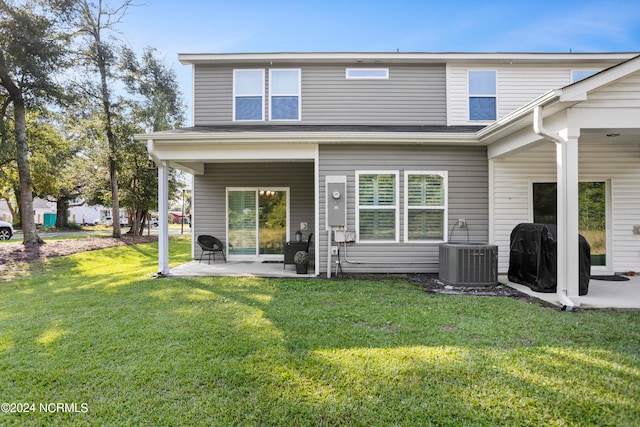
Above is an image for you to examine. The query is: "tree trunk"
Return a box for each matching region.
[94,22,121,239]
[11,93,42,244]
[0,53,42,244]
[55,197,70,228]
[137,209,147,235]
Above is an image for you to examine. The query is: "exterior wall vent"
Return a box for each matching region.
[439,243,498,286]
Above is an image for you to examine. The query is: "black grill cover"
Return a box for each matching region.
[508,223,590,295]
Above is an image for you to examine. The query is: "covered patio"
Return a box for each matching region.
[482,55,640,310]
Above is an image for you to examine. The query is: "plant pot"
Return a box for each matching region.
[295,263,308,274]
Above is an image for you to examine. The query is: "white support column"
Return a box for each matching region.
[556,128,580,304]
[158,161,170,275]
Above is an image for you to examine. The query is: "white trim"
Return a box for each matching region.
[269,68,301,121]
[345,68,389,79]
[157,161,169,275]
[191,66,195,126]
[355,170,399,243]
[445,63,452,127]
[233,69,265,122]
[314,145,320,276]
[179,52,636,65]
[403,171,448,244]
[191,172,197,260]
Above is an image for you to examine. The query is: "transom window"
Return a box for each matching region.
[233,69,264,121]
[356,172,398,242]
[269,69,301,121]
[346,68,389,79]
[468,70,496,121]
[405,172,447,242]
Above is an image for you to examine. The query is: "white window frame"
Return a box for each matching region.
[345,68,389,80]
[404,171,448,243]
[233,69,265,122]
[355,171,399,243]
[468,70,497,122]
[269,68,301,121]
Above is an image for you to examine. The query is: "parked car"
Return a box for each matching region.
[149,218,159,227]
[0,220,14,240]
[104,217,129,227]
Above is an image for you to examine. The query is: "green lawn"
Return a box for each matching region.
[1,236,639,426]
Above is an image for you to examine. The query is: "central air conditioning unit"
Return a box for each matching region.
[439,243,498,286]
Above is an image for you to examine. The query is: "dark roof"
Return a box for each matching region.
[152,124,486,135]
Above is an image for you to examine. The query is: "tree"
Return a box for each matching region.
[29,111,88,228]
[74,0,135,238]
[0,0,74,244]
[120,46,186,235]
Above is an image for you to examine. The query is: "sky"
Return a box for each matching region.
[115,0,640,125]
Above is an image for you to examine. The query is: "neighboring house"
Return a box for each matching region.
[138,51,640,307]
[1,197,56,224]
[32,198,56,225]
[0,199,13,223]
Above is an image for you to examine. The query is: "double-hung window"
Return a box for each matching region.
[234,69,264,121]
[469,70,496,121]
[356,172,398,242]
[270,69,301,121]
[405,172,447,242]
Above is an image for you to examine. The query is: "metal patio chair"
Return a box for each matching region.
[197,235,226,263]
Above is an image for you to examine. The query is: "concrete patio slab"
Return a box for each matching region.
[502,274,640,310]
[169,260,316,278]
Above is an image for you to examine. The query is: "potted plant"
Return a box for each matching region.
[294,250,309,274]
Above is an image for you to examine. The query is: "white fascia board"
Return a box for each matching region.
[143,131,480,146]
[178,52,637,66]
[150,142,318,163]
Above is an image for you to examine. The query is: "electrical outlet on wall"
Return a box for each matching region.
[458,219,466,228]
[300,222,308,230]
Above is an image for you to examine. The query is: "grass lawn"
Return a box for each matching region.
[1,236,639,426]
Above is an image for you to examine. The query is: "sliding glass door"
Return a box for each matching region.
[227,188,288,257]
[532,181,608,266]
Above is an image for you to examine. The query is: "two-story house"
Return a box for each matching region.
[138,51,640,308]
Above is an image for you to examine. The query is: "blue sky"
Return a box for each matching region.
[117,0,640,124]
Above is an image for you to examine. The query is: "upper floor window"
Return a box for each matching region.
[346,68,389,79]
[405,172,447,242]
[270,69,301,121]
[468,70,496,121]
[234,69,264,121]
[356,171,398,242]
[571,70,598,83]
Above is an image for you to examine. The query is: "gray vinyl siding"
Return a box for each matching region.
[318,145,488,274]
[194,65,233,124]
[193,64,446,126]
[193,162,315,261]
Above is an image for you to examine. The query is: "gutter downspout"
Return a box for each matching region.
[532,106,576,310]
